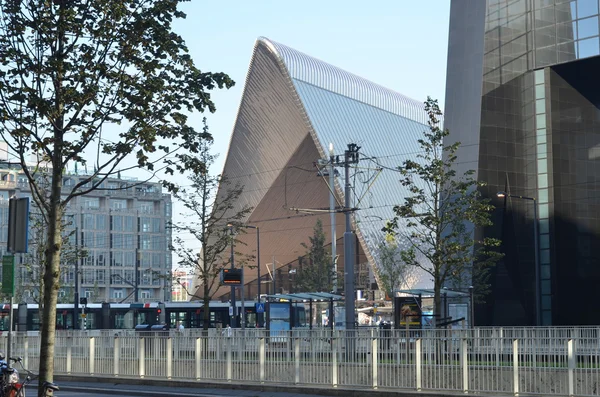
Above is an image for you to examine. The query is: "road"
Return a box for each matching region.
[31,381,327,397]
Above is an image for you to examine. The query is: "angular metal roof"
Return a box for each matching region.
[203,37,433,301]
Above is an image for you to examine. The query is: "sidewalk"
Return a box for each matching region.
[53,376,496,397]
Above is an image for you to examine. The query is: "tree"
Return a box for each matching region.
[294,219,334,293]
[384,97,502,325]
[170,124,252,331]
[0,1,233,390]
[376,228,414,298]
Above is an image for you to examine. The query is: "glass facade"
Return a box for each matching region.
[446,0,600,325]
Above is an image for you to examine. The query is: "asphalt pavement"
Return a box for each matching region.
[47,380,331,397]
[45,377,502,397]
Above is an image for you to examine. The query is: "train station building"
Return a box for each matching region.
[204,37,434,304]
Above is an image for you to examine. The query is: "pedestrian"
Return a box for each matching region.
[222,324,232,337]
[177,321,184,331]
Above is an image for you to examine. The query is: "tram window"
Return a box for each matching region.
[0,314,9,331]
[28,312,40,331]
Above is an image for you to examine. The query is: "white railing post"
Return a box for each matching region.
[372,334,378,389]
[113,337,120,377]
[138,337,145,379]
[513,339,519,396]
[259,337,265,384]
[66,337,72,375]
[166,337,172,379]
[462,338,468,393]
[89,337,95,376]
[568,339,575,397]
[22,336,28,371]
[416,338,422,391]
[195,337,201,380]
[294,337,300,385]
[332,333,338,388]
[226,337,232,382]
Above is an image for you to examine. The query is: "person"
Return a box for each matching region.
[222,324,232,337]
[177,321,184,331]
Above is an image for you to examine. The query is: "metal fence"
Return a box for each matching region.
[1,327,600,396]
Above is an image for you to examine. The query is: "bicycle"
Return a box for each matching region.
[0,355,59,397]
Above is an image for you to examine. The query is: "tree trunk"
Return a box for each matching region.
[38,201,63,394]
[203,285,210,331]
[434,285,441,328]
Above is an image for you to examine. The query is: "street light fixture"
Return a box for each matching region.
[497,191,541,326]
[227,223,236,328]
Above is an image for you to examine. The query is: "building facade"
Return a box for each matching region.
[445,0,600,325]
[206,37,434,303]
[0,160,172,304]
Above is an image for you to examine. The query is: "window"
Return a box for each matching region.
[112,252,123,267]
[112,289,124,299]
[139,201,154,214]
[111,216,122,231]
[83,214,95,230]
[124,216,135,232]
[111,199,127,209]
[81,197,100,209]
[141,290,151,300]
[112,233,123,249]
[96,215,107,230]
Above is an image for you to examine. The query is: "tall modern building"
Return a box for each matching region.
[445,0,600,325]
[0,156,172,310]
[206,37,434,303]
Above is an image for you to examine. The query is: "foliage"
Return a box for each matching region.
[170,122,252,330]
[0,0,233,389]
[376,228,413,297]
[294,219,334,293]
[384,97,502,323]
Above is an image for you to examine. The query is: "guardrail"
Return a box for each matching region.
[1,327,599,396]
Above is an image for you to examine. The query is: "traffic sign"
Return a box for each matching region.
[255,303,265,314]
[229,306,233,316]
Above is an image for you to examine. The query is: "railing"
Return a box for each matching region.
[1,327,600,396]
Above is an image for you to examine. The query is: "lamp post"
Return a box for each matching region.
[497,191,541,326]
[227,223,236,328]
[244,225,260,299]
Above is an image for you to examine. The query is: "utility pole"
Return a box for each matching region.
[73,224,79,330]
[135,248,140,303]
[329,143,337,294]
[342,143,360,331]
[228,224,236,328]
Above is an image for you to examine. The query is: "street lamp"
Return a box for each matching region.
[244,225,260,300]
[227,223,236,328]
[497,191,541,326]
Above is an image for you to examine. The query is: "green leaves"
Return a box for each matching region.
[295,219,335,293]
[386,97,503,317]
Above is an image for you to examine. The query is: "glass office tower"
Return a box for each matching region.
[445,0,600,325]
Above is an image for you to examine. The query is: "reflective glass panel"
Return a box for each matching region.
[538,188,549,203]
[540,218,550,234]
[539,203,549,218]
[578,36,600,57]
[577,0,599,18]
[535,84,546,99]
[536,98,546,114]
[577,16,599,38]
[538,158,548,173]
[534,69,545,85]
[536,114,547,129]
[538,173,549,188]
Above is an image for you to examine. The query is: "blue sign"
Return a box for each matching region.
[255,303,265,313]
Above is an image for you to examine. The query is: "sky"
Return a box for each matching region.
[172,0,451,176]
[165,0,451,259]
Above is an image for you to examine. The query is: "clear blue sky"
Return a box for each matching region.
[166,1,450,255]
[172,0,451,173]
